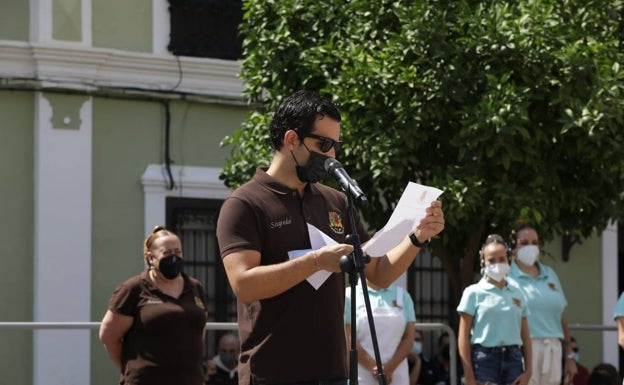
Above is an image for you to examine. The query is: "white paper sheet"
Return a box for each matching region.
[287,224,337,290]
[362,182,444,257]
[288,182,442,288]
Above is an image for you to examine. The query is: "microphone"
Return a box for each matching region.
[324,158,369,207]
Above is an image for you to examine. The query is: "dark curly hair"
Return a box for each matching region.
[268,90,341,150]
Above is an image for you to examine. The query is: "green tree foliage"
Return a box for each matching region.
[221,0,624,309]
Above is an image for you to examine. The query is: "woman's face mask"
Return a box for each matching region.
[484,262,510,282]
[156,254,183,280]
[516,245,539,266]
[411,341,422,356]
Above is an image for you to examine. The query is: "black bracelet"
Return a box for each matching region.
[409,232,430,248]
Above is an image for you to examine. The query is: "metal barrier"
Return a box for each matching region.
[0,321,455,384]
[416,323,459,385]
[0,321,238,330]
[569,324,617,331]
[8,322,618,385]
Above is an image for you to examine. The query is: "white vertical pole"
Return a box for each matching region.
[33,93,93,385]
[601,221,619,366]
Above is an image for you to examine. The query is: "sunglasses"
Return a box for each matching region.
[303,133,343,153]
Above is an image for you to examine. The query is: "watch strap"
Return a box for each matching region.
[409,232,429,248]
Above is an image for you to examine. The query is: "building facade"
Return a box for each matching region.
[0,1,621,384]
[1,1,246,384]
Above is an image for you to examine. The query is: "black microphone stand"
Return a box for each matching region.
[340,193,386,385]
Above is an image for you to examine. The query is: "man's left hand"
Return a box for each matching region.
[412,200,445,242]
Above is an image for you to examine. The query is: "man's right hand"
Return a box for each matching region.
[316,243,354,272]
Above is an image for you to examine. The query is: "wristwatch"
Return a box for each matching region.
[566,352,576,360]
[409,232,430,248]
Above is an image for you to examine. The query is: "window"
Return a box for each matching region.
[167,197,236,356]
[407,249,454,356]
[168,0,243,60]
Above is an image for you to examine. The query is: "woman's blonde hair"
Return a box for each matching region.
[143,225,176,266]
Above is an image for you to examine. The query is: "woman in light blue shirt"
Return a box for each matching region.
[457,234,532,385]
[614,291,624,350]
[507,223,576,385]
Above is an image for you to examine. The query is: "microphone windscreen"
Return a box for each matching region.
[324,158,342,173]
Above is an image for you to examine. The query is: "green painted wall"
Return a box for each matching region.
[545,235,605,371]
[0,2,29,41]
[0,91,35,385]
[92,0,152,52]
[52,0,82,42]
[168,101,247,168]
[90,98,161,384]
[89,97,247,385]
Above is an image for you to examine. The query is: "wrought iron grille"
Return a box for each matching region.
[166,197,235,357]
[168,0,243,60]
[407,248,453,357]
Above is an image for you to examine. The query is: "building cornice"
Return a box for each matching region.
[0,40,246,104]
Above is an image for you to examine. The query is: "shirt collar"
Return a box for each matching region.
[477,277,512,291]
[254,167,322,197]
[511,260,549,279]
[140,269,192,293]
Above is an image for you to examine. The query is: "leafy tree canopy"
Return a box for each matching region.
[221,0,624,301]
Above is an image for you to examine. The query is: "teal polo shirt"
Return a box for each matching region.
[344,284,416,324]
[614,292,624,320]
[457,278,528,347]
[508,261,567,339]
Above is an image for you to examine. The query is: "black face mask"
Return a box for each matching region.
[292,146,330,183]
[157,255,183,280]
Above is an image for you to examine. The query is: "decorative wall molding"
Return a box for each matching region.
[0,40,245,101]
[141,164,231,237]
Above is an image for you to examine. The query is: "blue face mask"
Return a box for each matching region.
[411,341,422,356]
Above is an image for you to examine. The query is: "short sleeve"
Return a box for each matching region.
[216,196,262,258]
[107,281,139,316]
[457,286,476,316]
[613,292,624,320]
[402,290,417,323]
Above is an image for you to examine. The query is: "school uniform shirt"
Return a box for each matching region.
[108,270,208,385]
[457,278,528,347]
[345,284,416,385]
[614,291,624,320]
[217,167,371,385]
[507,261,567,339]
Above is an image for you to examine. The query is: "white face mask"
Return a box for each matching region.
[485,262,510,282]
[516,245,539,266]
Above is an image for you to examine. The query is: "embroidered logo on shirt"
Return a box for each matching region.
[146,299,163,305]
[548,282,558,291]
[512,298,522,308]
[194,296,205,309]
[391,300,403,309]
[328,211,344,234]
[270,217,292,229]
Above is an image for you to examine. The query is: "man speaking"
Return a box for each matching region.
[217,90,445,385]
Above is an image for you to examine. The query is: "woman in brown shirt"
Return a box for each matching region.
[99,226,208,385]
